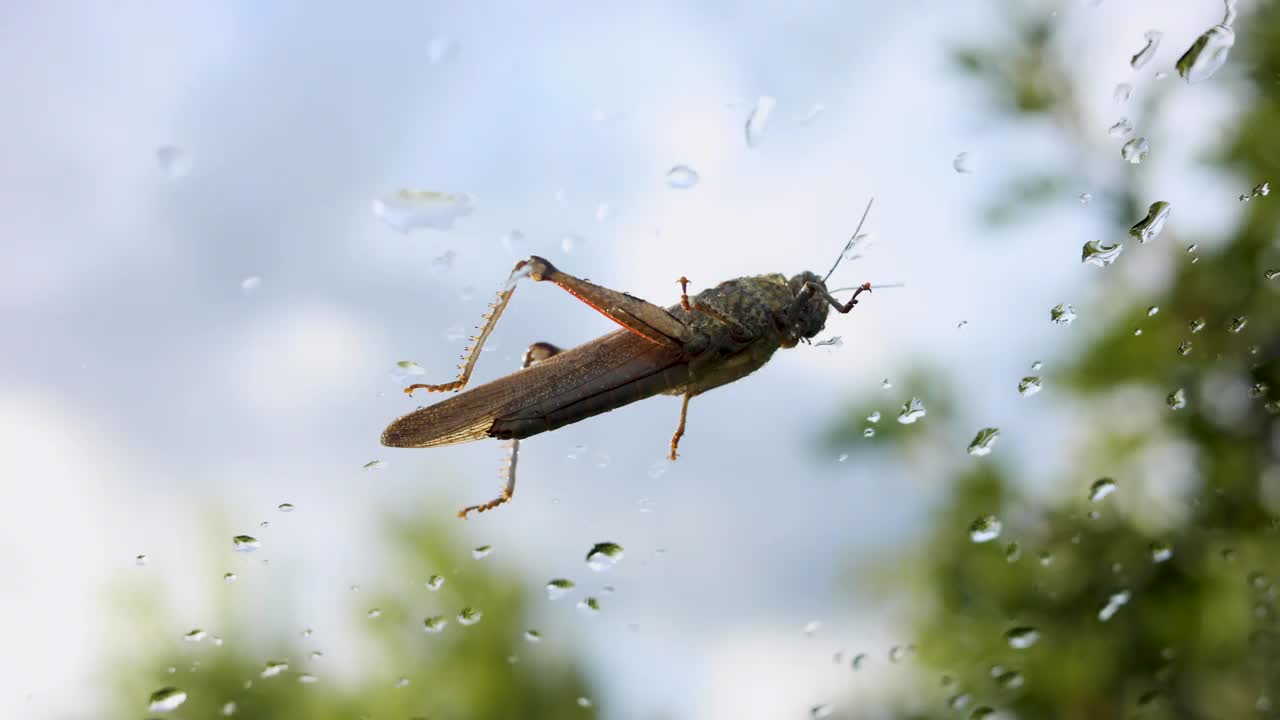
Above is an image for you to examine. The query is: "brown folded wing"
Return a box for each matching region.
[381,328,690,448]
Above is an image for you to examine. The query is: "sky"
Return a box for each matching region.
[0,1,1249,718]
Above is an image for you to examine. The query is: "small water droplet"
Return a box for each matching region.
[745,95,777,148]
[560,234,584,255]
[1189,318,1206,333]
[953,152,974,174]
[1005,542,1022,562]
[969,515,1003,543]
[647,460,668,479]
[1050,304,1077,325]
[867,411,881,423]
[1082,240,1124,267]
[1254,181,1270,197]
[546,578,575,599]
[261,660,289,678]
[1121,137,1150,164]
[524,629,543,643]
[1167,388,1187,410]
[1031,360,1043,371]
[969,706,998,720]
[566,444,587,461]
[967,427,1000,457]
[586,542,624,571]
[148,686,188,712]
[1150,542,1174,563]
[1114,83,1132,103]
[1079,192,1093,204]
[949,694,972,710]
[1129,201,1171,243]
[425,574,444,591]
[223,572,237,583]
[363,459,386,470]
[372,190,475,233]
[1089,477,1117,502]
[232,535,260,553]
[1178,340,1193,356]
[1107,118,1134,138]
[156,145,192,179]
[1097,589,1132,621]
[852,652,867,669]
[803,620,822,635]
[578,697,594,708]
[881,378,892,389]
[239,276,262,294]
[810,703,834,718]
[1228,316,1248,333]
[457,607,483,626]
[1039,551,1054,566]
[1176,23,1234,83]
[276,503,295,513]
[836,452,849,463]
[995,669,1024,689]
[135,554,149,566]
[594,203,611,223]
[500,230,526,255]
[1005,626,1040,649]
[183,629,207,642]
[472,545,493,559]
[422,616,448,633]
[897,397,927,424]
[1018,377,1042,397]
[577,597,601,614]
[814,335,843,348]
[221,700,237,716]
[863,427,876,438]
[665,165,700,189]
[1130,29,1163,69]
[1147,306,1160,317]
[366,608,381,619]
[298,673,319,685]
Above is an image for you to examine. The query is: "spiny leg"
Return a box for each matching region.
[669,392,692,461]
[458,342,562,518]
[677,276,753,340]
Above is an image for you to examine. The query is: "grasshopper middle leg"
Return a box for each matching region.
[669,392,693,461]
[458,342,562,518]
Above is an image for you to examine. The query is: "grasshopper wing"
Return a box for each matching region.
[381,328,689,448]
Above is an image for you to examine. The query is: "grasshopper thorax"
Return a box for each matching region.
[787,271,830,341]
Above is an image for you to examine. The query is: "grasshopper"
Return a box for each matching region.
[382,200,880,517]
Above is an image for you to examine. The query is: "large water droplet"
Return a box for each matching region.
[372,190,475,233]
[969,515,1003,543]
[1228,316,1248,334]
[546,578,575,599]
[232,535,260,552]
[1130,30,1162,69]
[967,428,1000,457]
[745,96,777,148]
[1005,626,1040,649]
[665,165,700,189]
[1050,303,1077,325]
[1176,24,1234,83]
[1018,377,1042,397]
[1089,477,1117,502]
[867,411,882,423]
[1167,388,1187,410]
[1189,318,1206,333]
[1121,137,1150,164]
[277,503,295,512]
[422,616,448,633]
[586,542,624,571]
[897,397,927,424]
[1129,201,1171,243]
[1097,589,1132,621]
[148,686,188,712]
[457,607,483,626]
[1082,240,1124,267]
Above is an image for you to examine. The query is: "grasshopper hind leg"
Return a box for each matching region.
[458,342,562,518]
[668,392,694,461]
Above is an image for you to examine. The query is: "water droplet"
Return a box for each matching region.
[810,703,834,718]
[1089,477,1117,502]
[135,554,149,566]
[836,453,849,463]
[546,578,575,599]
[1050,303,1077,325]
[586,542,624,571]
[457,607,483,626]
[969,706,998,720]
[647,460,668,479]
[1129,201,1171,243]
[1097,589,1132,621]
[897,397,927,424]
[1018,377,1042,397]
[372,190,475,233]
[1039,551,1054,566]
[578,697,594,709]
[1079,192,1093,204]
[363,459,386,470]
[223,572,237,583]
[472,545,493,559]
[1121,137,1150,164]
[1130,29,1163,69]
[1228,316,1248,333]
[594,203,611,223]
[1176,23,1234,83]
[745,95,777,148]
[425,574,445,591]
[881,378,892,389]
[1167,388,1187,410]
[1107,118,1134,138]
[1030,360,1043,371]
[148,686,187,712]
[422,616,448,633]
[1005,626,1040,649]
[577,597,601,614]
[239,276,262,294]
[866,411,882,423]
[1189,318,1206,333]
[524,629,543,643]
[261,660,288,678]
[276,502,296,513]
[430,250,455,273]
[665,165,700,189]
[221,700,237,716]
[1147,306,1160,317]
[1254,181,1270,197]
[949,694,972,710]
[183,628,207,642]
[156,145,192,179]
[863,427,876,438]
[366,608,381,619]
[852,652,867,669]
[1114,83,1132,103]
[953,152,974,174]
[967,428,1000,457]
[232,535,260,552]
[298,673,319,684]
[427,36,460,64]
[995,669,1024,689]
[815,336,843,348]
[1082,239,1124,267]
[566,444,587,461]
[889,644,913,662]
[1005,542,1022,562]
[969,515,1003,543]
[1150,542,1174,563]
[802,620,821,635]
[1177,340,1193,356]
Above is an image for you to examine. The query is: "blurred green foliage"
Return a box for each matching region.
[832,2,1280,718]
[108,518,593,720]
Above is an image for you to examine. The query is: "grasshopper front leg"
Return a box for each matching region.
[406,256,695,396]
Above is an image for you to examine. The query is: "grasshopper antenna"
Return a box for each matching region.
[822,196,875,284]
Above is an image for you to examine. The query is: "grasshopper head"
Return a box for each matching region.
[787,271,830,340]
